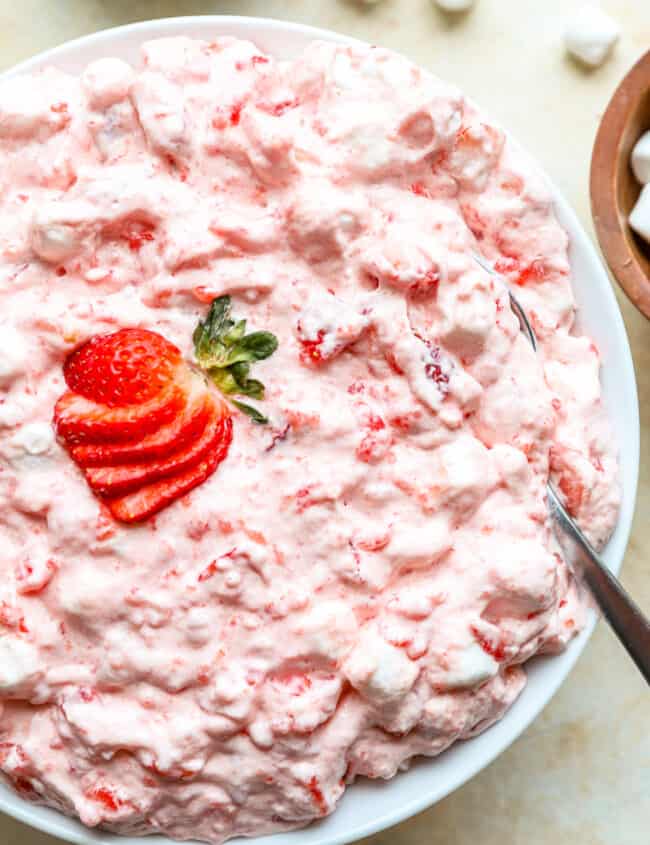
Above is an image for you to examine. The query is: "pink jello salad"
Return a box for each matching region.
[0,37,618,843]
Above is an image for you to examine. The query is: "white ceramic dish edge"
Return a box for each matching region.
[0,16,640,845]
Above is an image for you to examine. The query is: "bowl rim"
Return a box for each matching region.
[0,15,640,845]
[590,48,650,320]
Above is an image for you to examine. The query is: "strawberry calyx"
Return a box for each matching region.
[193,295,278,424]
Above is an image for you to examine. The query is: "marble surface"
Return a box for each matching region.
[0,1,648,843]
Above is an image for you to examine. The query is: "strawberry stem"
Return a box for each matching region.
[194,296,278,423]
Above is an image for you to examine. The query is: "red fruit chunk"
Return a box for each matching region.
[86,787,122,812]
[106,418,233,523]
[85,402,229,497]
[299,330,326,365]
[470,624,507,662]
[307,776,328,815]
[514,259,548,287]
[54,382,185,444]
[558,474,584,516]
[63,329,181,407]
[71,386,211,467]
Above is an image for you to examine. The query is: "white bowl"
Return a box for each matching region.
[1,15,639,845]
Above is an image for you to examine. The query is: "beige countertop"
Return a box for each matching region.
[1,1,648,843]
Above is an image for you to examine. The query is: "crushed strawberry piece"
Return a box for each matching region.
[0,602,28,633]
[251,55,269,65]
[298,330,326,365]
[123,227,155,252]
[410,182,430,198]
[389,413,418,432]
[307,777,328,815]
[78,687,97,702]
[265,423,290,452]
[87,787,121,812]
[347,380,366,395]
[558,474,584,516]
[356,412,391,464]
[514,258,548,286]
[198,549,236,582]
[409,268,440,299]
[425,362,448,383]
[470,624,507,662]
[14,777,36,797]
[259,98,300,117]
[230,103,243,125]
[294,486,323,513]
[366,413,385,432]
[355,532,390,552]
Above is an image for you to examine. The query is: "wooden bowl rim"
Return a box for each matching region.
[590,49,650,320]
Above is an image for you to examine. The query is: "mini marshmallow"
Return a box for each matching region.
[82,58,135,110]
[291,601,358,662]
[343,627,419,703]
[12,422,55,456]
[0,636,42,694]
[631,131,650,185]
[564,5,620,68]
[437,642,499,690]
[433,0,475,11]
[629,184,650,243]
[0,325,28,386]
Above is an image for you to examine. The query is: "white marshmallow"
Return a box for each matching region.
[0,636,42,694]
[433,0,475,11]
[631,131,650,185]
[12,422,55,455]
[437,642,499,690]
[82,58,135,110]
[0,324,28,387]
[564,5,620,68]
[183,606,212,645]
[629,184,650,243]
[30,201,90,263]
[291,601,358,662]
[343,627,419,703]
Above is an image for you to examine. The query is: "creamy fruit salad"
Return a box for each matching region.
[0,37,619,844]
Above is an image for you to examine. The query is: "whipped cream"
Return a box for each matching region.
[0,37,619,843]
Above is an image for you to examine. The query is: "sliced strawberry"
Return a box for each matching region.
[106,417,233,523]
[70,381,211,467]
[54,381,185,444]
[64,329,181,407]
[85,401,229,496]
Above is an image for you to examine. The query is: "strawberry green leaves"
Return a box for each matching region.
[193,296,278,424]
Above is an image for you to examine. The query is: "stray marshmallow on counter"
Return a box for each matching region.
[433,0,476,11]
[629,185,650,243]
[564,4,620,68]
[631,131,650,186]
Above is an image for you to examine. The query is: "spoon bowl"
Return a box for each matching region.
[591,49,650,319]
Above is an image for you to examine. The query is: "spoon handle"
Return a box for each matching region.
[548,486,650,684]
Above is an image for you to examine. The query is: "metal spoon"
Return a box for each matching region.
[472,254,650,683]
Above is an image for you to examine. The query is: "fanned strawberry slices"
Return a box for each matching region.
[53,328,233,524]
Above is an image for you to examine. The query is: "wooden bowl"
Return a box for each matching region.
[591,49,650,319]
